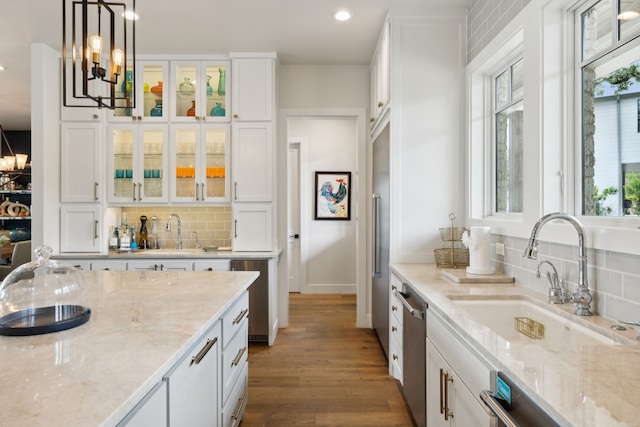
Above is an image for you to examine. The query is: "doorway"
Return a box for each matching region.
[279,109,368,328]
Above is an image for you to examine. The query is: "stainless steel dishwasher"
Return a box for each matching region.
[230,259,269,343]
[394,283,427,427]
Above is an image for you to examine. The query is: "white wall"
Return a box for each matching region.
[288,117,358,292]
[279,65,369,109]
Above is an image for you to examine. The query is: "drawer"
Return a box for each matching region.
[222,290,249,348]
[222,320,248,405]
[390,291,402,324]
[193,259,230,271]
[221,362,248,427]
[389,333,403,383]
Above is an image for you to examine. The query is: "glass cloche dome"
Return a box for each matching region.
[0,245,91,336]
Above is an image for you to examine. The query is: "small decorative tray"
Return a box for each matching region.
[441,268,514,284]
[0,305,91,336]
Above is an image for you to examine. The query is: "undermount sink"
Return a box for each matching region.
[448,296,620,346]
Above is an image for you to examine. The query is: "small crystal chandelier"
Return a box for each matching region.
[62,0,136,110]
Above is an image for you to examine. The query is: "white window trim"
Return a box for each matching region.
[466,0,640,255]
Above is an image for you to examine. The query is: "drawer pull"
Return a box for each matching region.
[231,394,248,420]
[391,326,397,332]
[233,308,249,325]
[392,354,398,360]
[190,337,218,366]
[232,346,247,366]
[391,305,397,311]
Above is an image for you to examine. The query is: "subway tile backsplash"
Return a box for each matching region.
[120,206,232,250]
[492,234,640,322]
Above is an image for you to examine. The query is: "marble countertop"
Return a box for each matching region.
[391,263,640,427]
[52,248,283,260]
[0,270,258,427]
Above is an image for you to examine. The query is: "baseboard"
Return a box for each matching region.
[302,283,356,294]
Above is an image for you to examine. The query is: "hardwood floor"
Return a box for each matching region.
[242,293,414,427]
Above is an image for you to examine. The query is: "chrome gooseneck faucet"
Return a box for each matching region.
[166,214,182,250]
[524,212,593,316]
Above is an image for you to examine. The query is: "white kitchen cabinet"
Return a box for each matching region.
[108,124,169,204]
[231,122,273,202]
[426,309,494,427]
[220,290,249,424]
[389,273,403,382]
[108,60,169,123]
[60,122,102,203]
[370,19,390,132]
[231,57,274,121]
[193,259,231,271]
[165,321,221,427]
[232,203,273,252]
[127,259,193,271]
[170,124,230,203]
[60,204,102,253]
[221,363,248,427]
[170,60,230,123]
[117,380,167,427]
[91,260,127,271]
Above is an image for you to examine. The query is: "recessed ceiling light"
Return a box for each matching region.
[122,10,140,20]
[618,10,640,20]
[333,10,351,22]
[0,65,5,71]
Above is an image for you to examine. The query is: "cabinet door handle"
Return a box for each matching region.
[233,308,249,325]
[444,369,453,420]
[232,346,247,366]
[137,182,142,201]
[200,182,205,201]
[378,101,384,108]
[132,183,137,201]
[94,220,99,239]
[195,183,200,201]
[391,326,397,332]
[233,114,239,119]
[440,368,445,415]
[234,181,238,200]
[234,219,238,238]
[94,182,99,201]
[391,305,397,312]
[231,394,248,421]
[190,337,218,366]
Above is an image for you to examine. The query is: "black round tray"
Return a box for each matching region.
[0,305,91,336]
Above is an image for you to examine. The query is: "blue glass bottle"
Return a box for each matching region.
[210,102,225,117]
[150,100,163,117]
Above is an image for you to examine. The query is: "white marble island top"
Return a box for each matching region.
[0,270,258,427]
[392,263,640,427]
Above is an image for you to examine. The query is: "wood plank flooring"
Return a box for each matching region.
[242,293,414,427]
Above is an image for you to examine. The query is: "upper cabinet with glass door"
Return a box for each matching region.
[108,61,169,122]
[108,124,169,204]
[170,61,230,123]
[170,124,230,203]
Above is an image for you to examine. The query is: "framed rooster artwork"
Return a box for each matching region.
[314,171,351,220]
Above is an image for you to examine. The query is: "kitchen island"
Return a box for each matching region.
[0,269,257,426]
[392,263,640,427]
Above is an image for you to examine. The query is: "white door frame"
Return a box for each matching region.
[287,140,304,293]
[277,108,368,328]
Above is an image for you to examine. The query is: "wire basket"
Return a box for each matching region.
[439,227,467,242]
[434,248,469,268]
[515,317,545,340]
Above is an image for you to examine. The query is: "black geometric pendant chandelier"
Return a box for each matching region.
[62,0,136,109]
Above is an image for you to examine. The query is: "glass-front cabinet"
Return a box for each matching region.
[170,124,230,203]
[108,124,169,204]
[109,61,169,122]
[170,61,229,122]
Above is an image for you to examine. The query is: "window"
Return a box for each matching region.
[580,0,640,216]
[495,59,524,213]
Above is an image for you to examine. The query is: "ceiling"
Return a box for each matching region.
[0,0,469,130]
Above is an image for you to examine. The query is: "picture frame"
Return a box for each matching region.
[314,171,351,220]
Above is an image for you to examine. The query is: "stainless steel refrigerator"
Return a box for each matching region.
[372,125,390,357]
